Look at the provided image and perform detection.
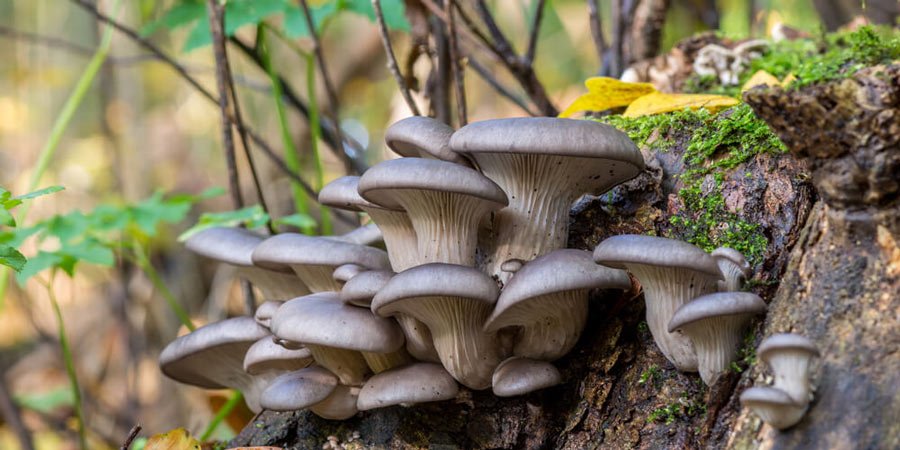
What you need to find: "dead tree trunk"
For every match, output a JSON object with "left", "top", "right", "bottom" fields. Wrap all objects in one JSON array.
[{"left": 229, "top": 66, "right": 898, "bottom": 450}]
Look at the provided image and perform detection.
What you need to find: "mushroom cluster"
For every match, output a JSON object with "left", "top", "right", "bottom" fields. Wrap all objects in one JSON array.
[
  {"left": 159, "top": 116, "right": 770, "bottom": 419},
  {"left": 740, "top": 333, "right": 820, "bottom": 430}
]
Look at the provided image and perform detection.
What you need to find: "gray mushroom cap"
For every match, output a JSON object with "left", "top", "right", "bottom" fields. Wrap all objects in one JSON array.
[
  {"left": 243, "top": 337, "right": 313, "bottom": 375},
  {"left": 259, "top": 366, "right": 338, "bottom": 411},
  {"left": 711, "top": 246, "right": 751, "bottom": 291},
  {"left": 492, "top": 357, "right": 562, "bottom": 397},
  {"left": 668, "top": 292, "right": 767, "bottom": 385},
  {"left": 333, "top": 263, "right": 366, "bottom": 284},
  {"left": 254, "top": 300, "right": 283, "bottom": 330},
  {"left": 251, "top": 233, "right": 390, "bottom": 273},
  {"left": 593, "top": 234, "right": 722, "bottom": 277},
  {"left": 358, "top": 158, "right": 507, "bottom": 212},
  {"left": 335, "top": 223, "right": 384, "bottom": 246},
  {"left": 372, "top": 263, "right": 500, "bottom": 310},
  {"left": 271, "top": 292, "right": 405, "bottom": 353},
  {"left": 319, "top": 176, "right": 396, "bottom": 213},
  {"left": 758, "top": 333, "right": 820, "bottom": 360},
  {"left": 184, "top": 226, "right": 265, "bottom": 268},
  {"left": 357, "top": 363, "right": 459, "bottom": 410},
  {"left": 385, "top": 116, "right": 470, "bottom": 166},
  {"left": 739, "top": 386, "right": 808, "bottom": 430},
  {"left": 757, "top": 333, "right": 820, "bottom": 402},
  {"left": 340, "top": 270, "right": 394, "bottom": 307}
]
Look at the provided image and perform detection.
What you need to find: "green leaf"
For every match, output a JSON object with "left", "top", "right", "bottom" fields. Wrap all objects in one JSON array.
[
  {"left": 62, "top": 240, "right": 115, "bottom": 268},
  {"left": 183, "top": 17, "right": 213, "bottom": 52},
  {"left": 140, "top": 1, "right": 206, "bottom": 36},
  {"left": 0, "top": 208, "right": 15, "bottom": 227},
  {"left": 283, "top": 2, "right": 339, "bottom": 38},
  {"left": 0, "top": 245, "right": 26, "bottom": 272},
  {"left": 274, "top": 213, "right": 316, "bottom": 231},
  {"left": 225, "top": 0, "right": 288, "bottom": 35},
  {"left": 15, "top": 387, "right": 75, "bottom": 414},
  {"left": 178, "top": 205, "right": 270, "bottom": 242},
  {"left": 16, "top": 252, "right": 63, "bottom": 284},
  {"left": 130, "top": 192, "right": 193, "bottom": 236},
  {"left": 346, "top": 0, "right": 409, "bottom": 31},
  {"left": 13, "top": 185, "right": 65, "bottom": 201},
  {"left": 44, "top": 212, "right": 91, "bottom": 243}
]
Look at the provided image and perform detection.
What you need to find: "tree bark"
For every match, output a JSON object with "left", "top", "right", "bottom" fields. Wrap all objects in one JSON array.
[{"left": 229, "top": 66, "right": 898, "bottom": 450}]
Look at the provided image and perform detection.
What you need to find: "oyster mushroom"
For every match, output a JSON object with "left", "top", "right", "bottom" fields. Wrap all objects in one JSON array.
[
  {"left": 159, "top": 317, "right": 269, "bottom": 412},
  {"left": 594, "top": 235, "right": 723, "bottom": 371},
  {"left": 384, "top": 116, "right": 471, "bottom": 166},
  {"left": 334, "top": 223, "right": 383, "bottom": 246},
  {"left": 484, "top": 249, "right": 631, "bottom": 361},
  {"left": 243, "top": 336, "right": 313, "bottom": 375},
  {"left": 491, "top": 357, "right": 562, "bottom": 397},
  {"left": 254, "top": 300, "right": 283, "bottom": 330},
  {"left": 357, "top": 362, "right": 459, "bottom": 410},
  {"left": 668, "top": 292, "right": 767, "bottom": 385},
  {"left": 358, "top": 158, "right": 508, "bottom": 266},
  {"left": 711, "top": 247, "right": 751, "bottom": 292},
  {"left": 184, "top": 227, "right": 310, "bottom": 300},
  {"left": 450, "top": 117, "right": 644, "bottom": 283},
  {"left": 270, "top": 292, "right": 409, "bottom": 385},
  {"left": 372, "top": 263, "right": 504, "bottom": 390},
  {"left": 739, "top": 386, "right": 808, "bottom": 430},
  {"left": 259, "top": 365, "right": 337, "bottom": 412},
  {"left": 251, "top": 233, "right": 390, "bottom": 292},
  {"left": 332, "top": 263, "right": 366, "bottom": 286},
  {"left": 757, "top": 333, "right": 820, "bottom": 403}
]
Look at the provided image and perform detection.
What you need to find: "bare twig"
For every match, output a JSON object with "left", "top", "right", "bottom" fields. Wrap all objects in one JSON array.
[
  {"left": 206, "top": 0, "right": 244, "bottom": 210},
  {"left": 445, "top": 0, "right": 467, "bottom": 126},
  {"left": 372, "top": 0, "right": 421, "bottom": 115},
  {"left": 467, "top": 58, "right": 538, "bottom": 115},
  {"left": 586, "top": 0, "right": 609, "bottom": 73},
  {"left": 524, "top": 0, "right": 546, "bottom": 65},
  {"left": 0, "top": 378, "right": 34, "bottom": 450},
  {"left": 120, "top": 425, "right": 141, "bottom": 450}
]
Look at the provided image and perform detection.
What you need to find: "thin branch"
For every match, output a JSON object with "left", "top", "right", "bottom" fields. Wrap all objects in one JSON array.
[
  {"left": 586, "top": 0, "right": 609, "bottom": 74},
  {"left": 474, "top": 0, "right": 518, "bottom": 63},
  {"left": 430, "top": 6, "right": 452, "bottom": 123},
  {"left": 206, "top": 0, "right": 244, "bottom": 210},
  {"left": 524, "top": 0, "right": 546, "bottom": 65},
  {"left": 120, "top": 425, "right": 141, "bottom": 450},
  {"left": 445, "top": 0, "right": 467, "bottom": 126},
  {"left": 372, "top": 0, "right": 421, "bottom": 115},
  {"left": 0, "top": 379, "right": 34, "bottom": 450},
  {"left": 296, "top": 0, "right": 358, "bottom": 175},
  {"left": 468, "top": 58, "right": 538, "bottom": 115}
]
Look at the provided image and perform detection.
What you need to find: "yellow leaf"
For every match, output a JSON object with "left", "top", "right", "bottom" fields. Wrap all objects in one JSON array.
[
  {"left": 622, "top": 92, "right": 740, "bottom": 118},
  {"left": 559, "top": 77, "right": 656, "bottom": 118},
  {"left": 741, "top": 70, "right": 782, "bottom": 92},
  {"left": 144, "top": 428, "right": 201, "bottom": 450},
  {"left": 781, "top": 73, "right": 797, "bottom": 87}
]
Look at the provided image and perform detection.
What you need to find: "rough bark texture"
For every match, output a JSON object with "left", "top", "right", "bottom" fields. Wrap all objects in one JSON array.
[{"left": 229, "top": 67, "right": 898, "bottom": 450}]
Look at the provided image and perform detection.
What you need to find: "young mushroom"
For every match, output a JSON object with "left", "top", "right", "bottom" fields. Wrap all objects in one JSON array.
[
  {"left": 243, "top": 337, "right": 313, "bottom": 375},
  {"left": 450, "top": 117, "right": 644, "bottom": 283},
  {"left": 384, "top": 116, "right": 471, "bottom": 166},
  {"left": 711, "top": 247, "right": 751, "bottom": 291},
  {"left": 757, "top": 333, "right": 820, "bottom": 403},
  {"left": 491, "top": 357, "right": 562, "bottom": 397},
  {"left": 739, "top": 386, "right": 808, "bottom": 430},
  {"left": 484, "top": 249, "right": 632, "bottom": 361},
  {"left": 269, "top": 292, "right": 409, "bottom": 385},
  {"left": 254, "top": 300, "right": 283, "bottom": 330},
  {"left": 357, "top": 362, "right": 459, "bottom": 411},
  {"left": 668, "top": 292, "right": 767, "bottom": 385},
  {"left": 372, "top": 263, "right": 505, "bottom": 390},
  {"left": 358, "top": 158, "right": 508, "bottom": 266},
  {"left": 332, "top": 263, "right": 366, "bottom": 286},
  {"left": 594, "top": 235, "right": 723, "bottom": 371},
  {"left": 184, "top": 227, "right": 310, "bottom": 300},
  {"left": 260, "top": 365, "right": 360, "bottom": 419},
  {"left": 251, "top": 233, "right": 390, "bottom": 292},
  {"left": 159, "top": 317, "right": 270, "bottom": 412}
]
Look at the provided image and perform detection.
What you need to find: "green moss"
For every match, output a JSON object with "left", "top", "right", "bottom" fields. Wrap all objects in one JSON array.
[
  {"left": 647, "top": 392, "right": 706, "bottom": 425},
  {"left": 638, "top": 364, "right": 662, "bottom": 386},
  {"left": 597, "top": 109, "right": 708, "bottom": 151}
]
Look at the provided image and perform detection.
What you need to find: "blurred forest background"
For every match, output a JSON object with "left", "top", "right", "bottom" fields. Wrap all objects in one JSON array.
[{"left": 0, "top": 0, "right": 895, "bottom": 449}]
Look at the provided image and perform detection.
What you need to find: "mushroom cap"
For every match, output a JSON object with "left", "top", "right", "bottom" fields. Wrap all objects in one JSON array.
[
  {"left": 251, "top": 233, "right": 390, "bottom": 272},
  {"left": 667, "top": 292, "right": 767, "bottom": 332},
  {"left": 711, "top": 247, "right": 751, "bottom": 274},
  {"left": 340, "top": 270, "right": 394, "bottom": 307},
  {"left": 593, "top": 234, "right": 722, "bottom": 278},
  {"left": 159, "top": 317, "right": 267, "bottom": 389},
  {"left": 492, "top": 357, "right": 562, "bottom": 397},
  {"left": 335, "top": 223, "right": 384, "bottom": 247},
  {"left": 485, "top": 249, "right": 631, "bottom": 332},
  {"left": 309, "top": 385, "right": 360, "bottom": 420},
  {"left": 243, "top": 337, "right": 313, "bottom": 375},
  {"left": 500, "top": 259, "right": 526, "bottom": 274},
  {"left": 270, "top": 292, "right": 405, "bottom": 353},
  {"left": 357, "top": 363, "right": 459, "bottom": 410},
  {"left": 739, "top": 386, "right": 808, "bottom": 430},
  {"left": 254, "top": 301, "right": 283, "bottom": 329},
  {"left": 385, "top": 116, "right": 469, "bottom": 165},
  {"left": 333, "top": 264, "right": 366, "bottom": 284},
  {"left": 371, "top": 263, "right": 499, "bottom": 317},
  {"left": 757, "top": 333, "right": 820, "bottom": 362},
  {"left": 184, "top": 227, "right": 266, "bottom": 268},
  {"left": 259, "top": 366, "right": 338, "bottom": 411},
  {"left": 357, "top": 158, "right": 508, "bottom": 211},
  {"left": 319, "top": 176, "right": 395, "bottom": 212},
  {"left": 449, "top": 117, "right": 643, "bottom": 164}
]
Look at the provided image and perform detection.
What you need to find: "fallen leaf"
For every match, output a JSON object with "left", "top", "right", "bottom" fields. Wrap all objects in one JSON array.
[
  {"left": 559, "top": 77, "right": 657, "bottom": 118},
  {"left": 622, "top": 92, "right": 739, "bottom": 118},
  {"left": 144, "top": 428, "right": 201, "bottom": 450},
  {"left": 741, "top": 70, "right": 782, "bottom": 92},
  {"left": 781, "top": 73, "right": 797, "bottom": 86}
]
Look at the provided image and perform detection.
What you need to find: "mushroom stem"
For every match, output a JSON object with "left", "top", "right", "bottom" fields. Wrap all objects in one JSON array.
[
  {"left": 362, "top": 348, "right": 413, "bottom": 374},
  {"left": 306, "top": 345, "right": 370, "bottom": 386},
  {"left": 237, "top": 267, "right": 309, "bottom": 300},
  {"left": 289, "top": 264, "right": 342, "bottom": 293},
  {"left": 310, "top": 385, "right": 360, "bottom": 420},
  {"left": 401, "top": 191, "right": 490, "bottom": 266},
  {"left": 681, "top": 316, "right": 745, "bottom": 385},
  {"left": 364, "top": 208, "right": 419, "bottom": 272},
  {"left": 395, "top": 314, "right": 440, "bottom": 362},
  {"left": 629, "top": 265, "right": 718, "bottom": 371},
  {"left": 512, "top": 291, "right": 588, "bottom": 361}
]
